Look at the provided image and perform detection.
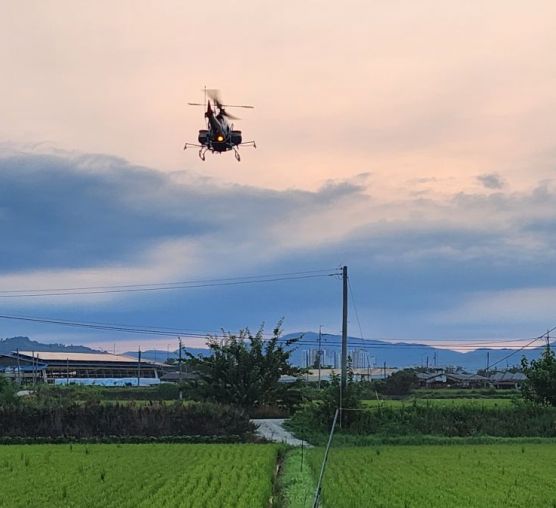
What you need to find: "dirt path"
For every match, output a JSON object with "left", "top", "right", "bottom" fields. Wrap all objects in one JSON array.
[{"left": 251, "top": 418, "right": 311, "bottom": 447}]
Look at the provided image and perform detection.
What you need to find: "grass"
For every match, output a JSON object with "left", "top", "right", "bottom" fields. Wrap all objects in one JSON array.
[
  {"left": 362, "top": 398, "right": 515, "bottom": 408},
  {"left": 277, "top": 448, "right": 316, "bottom": 508},
  {"left": 0, "top": 443, "right": 279, "bottom": 507},
  {"left": 308, "top": 443, "right": 556, "bottom": 507}
]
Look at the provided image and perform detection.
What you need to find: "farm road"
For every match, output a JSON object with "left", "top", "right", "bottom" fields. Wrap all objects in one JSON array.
[{"left": 251, "top": 419, "right": 311, "bottom": 447}]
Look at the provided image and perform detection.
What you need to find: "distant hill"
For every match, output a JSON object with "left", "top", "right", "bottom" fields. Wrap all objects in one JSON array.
[
  {"left": 1, "top": 334, "right": 544, "bottom": 372},
  {"left": 0, "top": 336, "right": 99, "bottom": 354},
  {"left": 281, "top": 332, "right": 545, "bottom": 371}
]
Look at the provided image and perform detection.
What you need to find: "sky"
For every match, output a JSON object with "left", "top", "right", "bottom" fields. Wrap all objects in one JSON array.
[{"left": 1, "top": 1, "right": 556, "bottom": 353}]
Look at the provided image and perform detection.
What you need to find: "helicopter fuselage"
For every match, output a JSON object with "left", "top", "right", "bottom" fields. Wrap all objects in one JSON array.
[
  {"left": 184, "top": 94, "right": 255, "bottom": 161},
  {"left": 198, "top": 102, "right": 242, "bottom": 152}
]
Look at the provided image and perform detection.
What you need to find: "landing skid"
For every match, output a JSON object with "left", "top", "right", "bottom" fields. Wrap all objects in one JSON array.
[
  {"left": 184, "top": 140, "right": 256, "bottom": 162},
  {"left": 184, "top": 142, "right": 207, "bottom": 161}
]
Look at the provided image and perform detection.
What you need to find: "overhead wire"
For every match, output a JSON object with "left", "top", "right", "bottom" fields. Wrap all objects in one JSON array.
[
  {"left": 347, "top": 276, "right": 365, "bottom": 343},
  {"left": 0, "top": 313, "right": 549, "bottom": 350},
  {"left": 485, "top": 325, "right": 556, "bottom": 370},
  {"left": 0, "top": 268, "right": 338, "bottom": 294},
  {"left": 0, "top": 271, "right": 339, "bottom": 298}
]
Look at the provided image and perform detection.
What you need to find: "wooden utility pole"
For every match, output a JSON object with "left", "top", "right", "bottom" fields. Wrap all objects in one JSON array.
[
  {"left": 137, "top": 347, "right": 141, "bottom": 386},
  {"left": 318, "top": 325, "right": 322, "bottom": 390},
  {"left": 340, "top": 265, "right": 348, "bottom": 422},
  {"left": 16, "top": 348, "right": 21, "bottom": 384},
  {"left": 178, "top": 337, "right": 183, "bottom": 400}
]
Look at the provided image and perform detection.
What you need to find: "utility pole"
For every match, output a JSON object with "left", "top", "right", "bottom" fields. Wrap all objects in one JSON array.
[
  {"left": 178, "top": 337, "right": 183, "bottom": 377},
  {"left": 137, "top": 347, "right": 141, "bottom": 386},
  {"left": 66, "top": 357, "right": 69, "bottom": 385},
  {"left": 486, "top": 351, "right": 490, "bottom": 374},
  {"left": 340, "top": 265, "right": 348, "bottom": 423},
  {"left": 318, "top": 325, "right": 322, "bottom": 389},
  {"left": 178, "top": 337, "right": 183, "bottom": 400},
  {"left": 16, "top": 348, "right": 21, "bottom": 384}
]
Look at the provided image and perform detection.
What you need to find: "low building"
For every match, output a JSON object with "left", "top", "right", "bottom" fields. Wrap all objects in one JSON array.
[
  {"left": 1, "top": 351, "right": 164, "bottom": 385},
  {"left": 416, "top": 371, "right": 447, "bottom": 388},
  {"left": 0, "top": 353, "right": 47, "bottom": 382},
  {"left": 489, "top": 371, "right": 527, "bottom": 389},
  {"left": 445, "top": 372, "right": 489, "bottom": 388}
]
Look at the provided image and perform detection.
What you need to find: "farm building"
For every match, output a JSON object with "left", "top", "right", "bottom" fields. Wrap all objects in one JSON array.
[
  {"left": 489, "top": 371, "right": 527, "bottom": 389},
  {"left": 416, "top": 371, "right": 447, "bottom": 388},
  {"left": 0, "top": 353, "right": 47, "bottom": 382},
  {"left": 0, "top": 351, "right": 165, "bottom": 386},
  {"left": 415, "top": 369, "right": 490, "bottom": 388}
]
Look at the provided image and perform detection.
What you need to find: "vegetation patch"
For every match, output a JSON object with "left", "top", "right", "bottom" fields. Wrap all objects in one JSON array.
[
  {"left": 276, "top": 448, "right": 316, "bottom": 508},
  {"left": 308, "top": 443, "right": 556, "bottom": 507},
  {"left": 290, "top": 403, "right": 556, "bottom": 439},
  {"left": 0, "top": 443, "right": 279, "bottom": 507},
  {"left": 0, "top": 401, "right": 253, "bottom": 439}
]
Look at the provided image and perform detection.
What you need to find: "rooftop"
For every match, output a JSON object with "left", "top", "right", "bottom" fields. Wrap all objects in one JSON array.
[{"left": 15, "top": 351, "right": 140, "bottom": 363}]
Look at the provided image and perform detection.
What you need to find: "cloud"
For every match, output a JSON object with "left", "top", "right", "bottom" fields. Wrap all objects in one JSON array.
[
  {"left": 2, "top": 148, "right": 556, "bottom": 343},
  {"left": 0, "top": 149, "right": 365, "bottom": 281},
  {"left": 477, "top": 173, "right": 505, "bottom": 189}
]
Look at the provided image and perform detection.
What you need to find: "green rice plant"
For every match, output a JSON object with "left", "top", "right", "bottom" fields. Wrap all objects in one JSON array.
[
  {"left": 0, "top": 443, "right": 279, "bottom": 507},
  {"left": 308, "top": 443, "right": 556, "bottom": 507}
]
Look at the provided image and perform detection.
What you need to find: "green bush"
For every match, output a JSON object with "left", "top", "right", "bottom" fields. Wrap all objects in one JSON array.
[
  {"left": 0, "top": 401, "right": 253, "bottom": 438},
  {"left": 290, "top": 404, "right": 556, "bottom": 438}
]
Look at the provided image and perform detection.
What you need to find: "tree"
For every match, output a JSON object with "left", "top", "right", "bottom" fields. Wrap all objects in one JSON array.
[
  {"left": 185, "top": 323, "right": 303, "bottom": 410},
  {"left": 0, "top": 376, "right": 17, "bottom": 405},
  {"left": 376, "top": 369, "right": 417, "bottom": 396},
  {"left": 521, "top": 346, "right": 556, "bottom": 406}
]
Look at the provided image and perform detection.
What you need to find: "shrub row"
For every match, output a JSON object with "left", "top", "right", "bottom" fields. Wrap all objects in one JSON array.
[
  {"left": 292, "top": 403, "right": 556, "bottom": 438},
  {"left": 0, "top": 401, "right": 253, "bottom": 438},
  {"left": 0, "top": 434, "right": 244, "bottom": 445},
  {"left": 36, "top": 383, "right": 180, "bottom": 401}
]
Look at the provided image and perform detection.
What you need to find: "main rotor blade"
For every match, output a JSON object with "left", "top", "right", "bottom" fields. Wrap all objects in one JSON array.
[
  {"left": 221, "top": 104, "right": 254, "bottom": 109},
  {"left": 187, "top": 102, "right": 205, "bottom": 106},
  {"left": 220, "top": 110, "right": 240, "bottom": 120},
  {"left": 206, "top": 89, "right": 223, "bottom": 104}
]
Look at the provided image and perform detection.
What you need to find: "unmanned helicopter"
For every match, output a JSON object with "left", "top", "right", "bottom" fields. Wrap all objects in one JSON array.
[{"left": 183, "top": 88, "right": 256, "bottom": 162}]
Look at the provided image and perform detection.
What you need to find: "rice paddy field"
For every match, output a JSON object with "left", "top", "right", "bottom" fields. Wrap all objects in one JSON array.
[
  {"left": 308, "top": 443, "right": 556, "bottom": 507},
  {"left": 362, "top": 398, "right": 514, "bottom": 408},
  {"left": 0, "top": 443, "right": 279, "bottom": 508}
]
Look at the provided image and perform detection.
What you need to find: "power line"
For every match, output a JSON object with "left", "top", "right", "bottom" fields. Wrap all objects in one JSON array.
[
  {"left": 293, "top": 340, "right": 545, "bottom": 350},
  {"left": 0, "top": 268, "right": 338, "bottom": 294},
  {"left": 0, "top": 272, "right": 339, "bottom": 298},
  {"left": 347, "top": 276, "right": 365, "bottom": 344},
  {"left": 0, "top": 314, "right": 221, "bottom": 338},
  {"left": 0, "top": 311, "right": 547, "bottom": 350},
  {"left": 0, "top": 313, "right": 306, "bottom": 342},
  {"left": 486, "top": 325, "right": 556, "bottom": 370}
]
